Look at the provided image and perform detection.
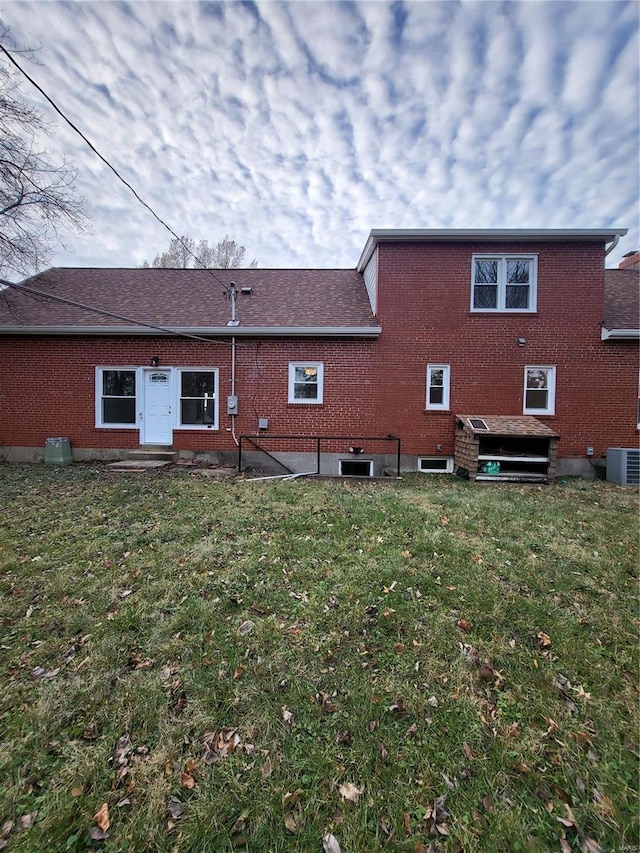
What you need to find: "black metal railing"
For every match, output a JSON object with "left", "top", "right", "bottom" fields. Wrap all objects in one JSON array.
[{"left": 238, "top": 434, "right": 402, "bottom": 478}]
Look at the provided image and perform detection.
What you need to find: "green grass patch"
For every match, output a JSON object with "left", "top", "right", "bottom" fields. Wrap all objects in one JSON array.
[{"left": 0, "top": 465, "right": 637, "bottom": 852}]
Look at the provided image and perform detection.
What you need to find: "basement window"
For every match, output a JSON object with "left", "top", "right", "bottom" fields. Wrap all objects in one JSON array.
[
  {"left": 418, "top": 457, "right": 454, "bottom": 473},
  {"left": 339, "top": 459, "right": 374, "bottom": 477}
]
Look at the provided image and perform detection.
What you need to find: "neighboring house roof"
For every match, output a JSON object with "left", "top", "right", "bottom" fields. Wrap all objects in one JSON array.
[
  {"left": 455, "top": 415, "right": 560, "bottom": 438},
  {"left": 357, "top": 227, "right": 628, "bottom": 271},
  {"left": 602, "top": 267, "right": 640, "bottom": 340},
  {"left": 0, "top": 267, "right": 381, "bottom": 337}
]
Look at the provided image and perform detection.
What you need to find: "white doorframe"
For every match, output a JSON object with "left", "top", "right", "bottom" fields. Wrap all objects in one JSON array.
[{"left": 141, "top": 368, "right": 173, "bottom": 445}]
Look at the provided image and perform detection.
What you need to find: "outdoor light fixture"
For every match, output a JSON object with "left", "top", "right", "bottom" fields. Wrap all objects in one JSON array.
[
  {"left": 150, "top": 355, "right": 160, "bottom": 366},
  {"left": 349, "top": 446, "right": 363, "bottom": 454},
  {"left": 518, "top": 337, "right": 526, "bottom": 347}
]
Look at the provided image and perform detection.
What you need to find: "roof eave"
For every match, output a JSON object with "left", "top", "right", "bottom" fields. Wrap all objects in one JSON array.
[
  {"left": 357, "top": 228, "right": 629, "bottom": 271},
  {"left": 600, "top": 327, "right": 640, "bottom": 341},
  {"left": 0, "top": 324, "right": 382, "bottom": 338}
]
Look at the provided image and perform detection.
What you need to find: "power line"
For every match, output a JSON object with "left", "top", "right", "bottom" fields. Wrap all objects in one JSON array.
[
  {"left": 0, "top": 278, "right": 232, "bottom": 345},
  {"left": 0, "top": 42, "right": 233, "bottom": 295}
]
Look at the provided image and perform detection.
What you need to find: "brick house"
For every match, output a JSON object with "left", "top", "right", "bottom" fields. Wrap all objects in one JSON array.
[{"left": 0, "top": 229, "right": 637, "bottom": 478}]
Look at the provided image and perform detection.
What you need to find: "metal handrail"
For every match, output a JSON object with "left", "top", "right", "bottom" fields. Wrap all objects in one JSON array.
[{"left": 238, "top": 434, "right": 401, "bottom": 478}]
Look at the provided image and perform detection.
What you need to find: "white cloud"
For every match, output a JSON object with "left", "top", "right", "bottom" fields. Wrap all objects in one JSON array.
[{"left": 0, "top": 0, "right": 637, "bottom": 273}]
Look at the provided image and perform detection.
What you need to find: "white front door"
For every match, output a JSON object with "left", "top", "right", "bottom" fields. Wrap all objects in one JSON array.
[{"left": 141, "top": 369, "right": 173, "bottom": 445}]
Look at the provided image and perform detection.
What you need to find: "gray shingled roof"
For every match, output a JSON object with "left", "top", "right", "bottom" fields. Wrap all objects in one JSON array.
[
  {"left": 0, "top": 267, "right": 379, "bottom": 335},
  {"left": 603, "top": 268, "right": 640, "bottom": 331}
]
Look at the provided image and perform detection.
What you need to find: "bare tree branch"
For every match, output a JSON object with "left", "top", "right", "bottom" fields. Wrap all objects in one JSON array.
[{"left": 0, "top": 32, "right": 87, "bottom": 277}]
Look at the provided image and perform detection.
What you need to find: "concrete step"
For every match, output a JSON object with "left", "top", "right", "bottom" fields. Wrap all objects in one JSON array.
[
  {"left": 107, "top": 459, "right": 174, "bottom": 471},
  {"left": 127, "top": 447, "right": 178, "bottom": 462}
]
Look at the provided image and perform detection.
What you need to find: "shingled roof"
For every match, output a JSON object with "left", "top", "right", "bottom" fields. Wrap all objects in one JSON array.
[
  {"left": 0, "top": 267, "right": 380, "bottom": 337},
  {"left": 455, "top": 415, "right": 560, "bottom": 438},
  {"left": 602, "top": 267, "right": 640, "bottom": 339}
]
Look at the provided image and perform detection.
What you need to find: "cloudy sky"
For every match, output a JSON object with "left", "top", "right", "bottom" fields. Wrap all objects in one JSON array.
[{"left": 1, "top": 0, "right": 638, "bottom": 274}]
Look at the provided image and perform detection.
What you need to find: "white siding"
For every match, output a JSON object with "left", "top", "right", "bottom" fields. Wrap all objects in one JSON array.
[{"left": 363, "top": 249, "right": 378, "bottom": 315}]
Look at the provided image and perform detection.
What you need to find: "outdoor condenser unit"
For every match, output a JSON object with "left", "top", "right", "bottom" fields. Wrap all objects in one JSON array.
[{"left": 606, "top": 448, "right": 640, "bottom": 485}]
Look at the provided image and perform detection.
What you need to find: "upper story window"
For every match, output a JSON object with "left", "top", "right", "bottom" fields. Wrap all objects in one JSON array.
[
  {"left": 426, "top": 364, "right": 450, "bottom": 410},
  {"left": 523, "top": 366, "right": 555, "bottom": 415},
  {"left": 472, "top": 255, "right": 537, "bottom": 312},
  {"left": 288, "top": 362, "right": 324, "bottom": 404}
]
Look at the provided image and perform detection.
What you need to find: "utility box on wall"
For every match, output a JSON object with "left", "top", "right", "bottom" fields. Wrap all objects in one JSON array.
[{"left": 44, "top": 437, "right": 73, "bottom": 466}]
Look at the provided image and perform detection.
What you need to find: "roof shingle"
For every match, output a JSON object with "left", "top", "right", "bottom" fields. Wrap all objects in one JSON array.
[{"left": 0, "top": 267, "right": 378, "bottom": 333}]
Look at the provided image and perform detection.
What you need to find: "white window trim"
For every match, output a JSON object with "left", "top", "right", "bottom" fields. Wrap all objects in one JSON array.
[
  {"left": 288, "top": 362, "right": 324, "bottom": 404},
  {"left": 95, "top": 367, "right": 139, "bottom": 429},
  {"left": 426, "top": 364, "right": 451, "bottom": 411},
  {"left": 418, "top": 456, "right": 454, "bottom": 473},
  {"left": 523, "top": 365, "right": 556, "bottom": 415},
  {"left": 471, "top": 254, "right": 538, "bottom": 313},
  {"left": 176, "top": 367, "right": 219, "bottom": 430},
  {"left": 96, "top": 366, "right": 219, "bottom": 431},
  {"left": 339, "top": 458, "right": 374, "bottom": 477}
]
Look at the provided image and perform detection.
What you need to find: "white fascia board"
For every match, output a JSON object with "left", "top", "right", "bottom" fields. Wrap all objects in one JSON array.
[
  {"left": 601, "top": 327, "right": 640, "bottom": 340},
  {"left": 0, "top": 324, "right": 382, "bottom": 338},
  {"left": 357, "top": 228, "right": 629, "bottom": 271}
]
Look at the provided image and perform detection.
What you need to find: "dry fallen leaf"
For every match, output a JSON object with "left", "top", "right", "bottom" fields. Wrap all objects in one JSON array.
[
  {"left": 339, "top": 782, "right": 362, "bottom": 803},
  {"left": 463, "top": 742, "right": 474, "bottom": 760},
  {"left": 202, "top": 728, "right": 243, "bottom": 763},
  {"left": 71, "top": 786, "right": 83, "bottom": 798},
  {"left": 94, "top": 802, "right": 110, "bottom": 832},
  {"left": 180, "top": 772, "right": 195, "bottom": 790},
  {"left": 536, "top": 631, "right": 551, "bottom": 647},
  {"left": 283, "top": 813, "right": 297, "bottom": 833},
  {"left": 322, "top": 832, "right": 342, "bottom": 853},
  {"left": 166, "top": 797, "right": 186, "bottom": 820},
  {"left": 282, "top": 706, "right": 295, "bottom": 726},
  {"left": 457, "top": 619, "right": 472, "bottom": 632}
]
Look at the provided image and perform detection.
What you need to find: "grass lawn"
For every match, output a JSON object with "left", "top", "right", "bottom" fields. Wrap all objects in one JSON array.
[{"left": 0, "top": 465, "right": 637, "bottom": 853}]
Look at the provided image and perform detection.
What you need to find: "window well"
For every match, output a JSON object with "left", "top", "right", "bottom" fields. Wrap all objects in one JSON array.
[{"left": 339, "top": 459, "right": 373, "bottom": 477}]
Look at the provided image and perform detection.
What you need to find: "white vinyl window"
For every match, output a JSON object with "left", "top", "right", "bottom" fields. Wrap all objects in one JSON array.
[
  {"left": 288, "top": 362, "right": 324, "bottom": 404},
  {"left": 418, "top": 457, "right": 454, "bottom": 473},
  {"left": 96, "top": 368, "right": 137, "bottom": 428},
  {"left": 178, "top": 369, "right": 218, "bottom": 429},
  {"left": 426, "top": 364, "right": 450, "bottom": 410},
  {"left": 472, "top": 255, "right": 537, "bottom": 312},
  {"left": 524, "top": 366, "right": 556, "bottom": 415}
]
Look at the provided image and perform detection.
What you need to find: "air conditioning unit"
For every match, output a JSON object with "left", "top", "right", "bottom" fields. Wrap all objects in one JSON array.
[{"left": 606, "top": 448, "right": 640, "bottom": 485}]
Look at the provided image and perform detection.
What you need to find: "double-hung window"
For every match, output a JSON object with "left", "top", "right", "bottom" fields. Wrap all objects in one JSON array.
[
  {"left": 426, "top": 364, "right": 450, "bottom": 410},
  {"left": 178, "top": 369, "right": 218, "bottom": 428},
  {"left": 288, "top": 362, "right": 324, "bottom": 404},
  {"left": 523, "top": 366, "right": 555, "bottom": 415},
  {"left": 97, "top": 368, "right": 137, "bottom": 427},
  {"left": 472, "top": 255, "right": 537, "bottom": 312}
]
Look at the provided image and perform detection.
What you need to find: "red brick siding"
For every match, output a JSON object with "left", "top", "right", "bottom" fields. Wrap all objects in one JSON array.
[
  {"left": 1, "top": 240, "right": 638, "bottom": 459},
  {"left": 371, "top": 241, "right": 638, "bottom": 457}
]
